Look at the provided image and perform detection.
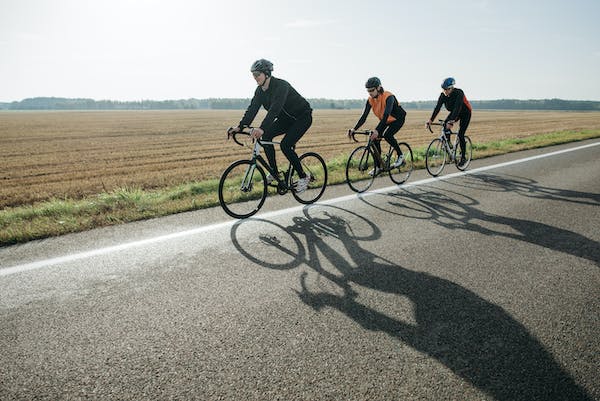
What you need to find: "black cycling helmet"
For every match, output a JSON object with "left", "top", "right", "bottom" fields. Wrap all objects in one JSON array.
[
  {"left": 441, "top": 77, "right": 455, "bottom": 89},
  {"left": 365, "top": 77, "right": 381, "bottom": 88},
  {"left": 251, "top": 59, "right": 274, "bottom": 76}
]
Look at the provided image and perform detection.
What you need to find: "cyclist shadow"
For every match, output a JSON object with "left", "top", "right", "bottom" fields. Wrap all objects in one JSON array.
[
  {"left": 370, "top": 174, "right": 600, "bottom": 266},
  {"left": 230, "top": 206, "right": 593, "bottom": 400},
  {"left": 453, "top": 172, "right": 600, "bottom": 207}
]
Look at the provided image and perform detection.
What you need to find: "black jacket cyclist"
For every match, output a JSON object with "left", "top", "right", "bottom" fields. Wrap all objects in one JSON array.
[
  {"left": 230, "top": 59, "right": 312, "bottom": 193},
  {"left": 349, "top": 77, "right": 407, "bottom": 174},
  {"left": 427, "top": 77, "right": 472, "bottom": 167}
]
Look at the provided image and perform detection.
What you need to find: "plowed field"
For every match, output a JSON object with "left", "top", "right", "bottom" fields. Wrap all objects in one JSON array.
[{"left": 2, "top": 109, "right": 600, "bottom": 208}]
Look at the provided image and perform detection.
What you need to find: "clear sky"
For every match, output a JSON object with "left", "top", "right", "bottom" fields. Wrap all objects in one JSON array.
[{"left": 1, "top": 0, "right": 599, "bottom": 102}]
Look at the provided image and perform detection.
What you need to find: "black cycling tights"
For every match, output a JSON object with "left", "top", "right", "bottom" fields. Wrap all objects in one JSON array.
[
  {"left": 451, "top": 112, "right": 471, "bottom": 157},
  {"left": 373, "top": 117, "right": 405, "bottom": 163},
  {"left": 261, "top": 112, "right": 312, "bottom": 179}
]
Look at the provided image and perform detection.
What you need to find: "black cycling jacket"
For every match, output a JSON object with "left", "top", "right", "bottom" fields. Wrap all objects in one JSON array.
[
  {"left": 239, "top": 77, "right": 312, "bottom": 131},
  {"left": 430, "top": 88, "right": 472, "bottom": 122}
]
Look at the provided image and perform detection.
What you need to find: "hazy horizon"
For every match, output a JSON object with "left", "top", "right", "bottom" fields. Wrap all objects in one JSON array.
[{"left": 3, "top": 96, "right": 600, "bottom": 104}]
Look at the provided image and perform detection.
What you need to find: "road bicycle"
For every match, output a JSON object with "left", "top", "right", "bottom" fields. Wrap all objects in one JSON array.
[
  {"left": 425, "top": 120, "right": 473, "bottom": 177},
  {"left": 218, "top": 127, "right": 328, "bottom": 219},
  {"left": 345, "top": 129, "right": 414, "bottom": 193}
]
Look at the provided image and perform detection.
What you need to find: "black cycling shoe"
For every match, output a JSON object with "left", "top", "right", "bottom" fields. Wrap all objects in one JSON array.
[{"left": 458, "top": 158, "right": 467, "bottom": 168}]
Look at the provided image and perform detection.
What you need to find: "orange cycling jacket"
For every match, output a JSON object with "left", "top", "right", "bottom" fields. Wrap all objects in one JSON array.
[{"left": 354, "top": 91, "right": 406, "bottom": 133}]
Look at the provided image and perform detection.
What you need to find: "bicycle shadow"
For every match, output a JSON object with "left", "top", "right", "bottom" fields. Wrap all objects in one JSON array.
[
  {"left": 375, "top": 173, "right": 600, "bottom": 266},
  {"left": 453, "top": 172, "right": 600, "bottom": 207},
  {"left": 230, "top": 206, "right": 593, "bottom": 400}
]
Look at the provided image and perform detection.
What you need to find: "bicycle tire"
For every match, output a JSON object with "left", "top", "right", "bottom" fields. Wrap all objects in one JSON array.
[
  {"left": 291, "top": 152, "right": 328, "bottom": 204},
  {"left": 425, "top": 138, "right": 446, "bottom": 177},
  {"left": 389, "top": 142, "right": 414, "bottom": 185},
  {"left": 455, "top": 135, "right": 473, "bottom": 171},
  {"left": 346, "top": 146, "right": 376, "bottom": 193},
  {"left": 218, "top": 160, "right": 267, "bottom": 219}
]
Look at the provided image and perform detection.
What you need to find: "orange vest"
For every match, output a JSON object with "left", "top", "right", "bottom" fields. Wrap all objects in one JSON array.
[{"left": 368, "top": 91, "right": 397, "bottom": 123}]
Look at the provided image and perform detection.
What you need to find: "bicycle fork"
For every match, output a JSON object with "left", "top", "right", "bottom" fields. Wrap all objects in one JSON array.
[
  {"left": 362, "top": 142, "right": 384, "bottom": 171},
  {"left": 359, "top": 150, "right": 371, "bottom": 172},
  {"left": 238, "top": 142, "right": 266, "bottom": 192},
  {"left": 240, "top": 164, "right": 256, "bottom": 192}
]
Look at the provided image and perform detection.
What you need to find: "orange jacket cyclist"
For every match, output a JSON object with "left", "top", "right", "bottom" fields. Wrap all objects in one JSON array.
[
  {"left": 349, "top": 77, "right": 407, "bottom": 175},
  {"left": 229, "top": 59, "right": 312, "bottom": 193},
  {"left": 427, "top": 77, "right": 472, "bottom": 167}
]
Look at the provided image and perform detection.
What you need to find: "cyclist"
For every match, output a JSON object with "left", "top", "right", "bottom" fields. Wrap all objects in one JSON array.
[
  {"left": 349, "top": 77, "right": 407, "bottom": 176},
  {"left": 229, "top": 59, "right": 313, "bottom": 193},
  {"left": 427, "top": 77, "right": 472, "bottom": 167}
]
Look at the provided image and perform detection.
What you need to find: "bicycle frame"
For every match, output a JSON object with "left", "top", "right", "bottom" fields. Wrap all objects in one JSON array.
[
  {"left": 221, "top": 127, "right": 327, "bottom": 218},
  {"left": 427, "top": 121, "right": 458, "bottom": 160},
  {"left": 231, "top": 131, "right": 295, "bottom": 194},
  {"left": 349, "top": 130, "right": 393, "bottom": 169},
  {"left": 424, "top": 119, "right": 473, "bottom": 177},
  {"left": 345, "top": 129, "right": 414, "bottom": 193}
]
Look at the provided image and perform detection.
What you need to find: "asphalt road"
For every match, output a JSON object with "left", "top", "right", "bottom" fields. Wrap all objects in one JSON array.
[{"left": 1, "top": 140, "right": 599, "bottom": 400}]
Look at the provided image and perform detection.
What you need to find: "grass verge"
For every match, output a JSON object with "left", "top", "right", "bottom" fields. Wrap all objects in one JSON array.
[{"left": 2, "top": 129, "right": 599, "bottom": 246}]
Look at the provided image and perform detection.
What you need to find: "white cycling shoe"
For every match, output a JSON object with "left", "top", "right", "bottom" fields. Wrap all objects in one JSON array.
[{"left": 295, "top": 174, "right": 311, "bottom": 193}]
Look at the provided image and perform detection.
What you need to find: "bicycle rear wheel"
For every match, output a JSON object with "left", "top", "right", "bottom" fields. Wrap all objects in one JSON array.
[
  {"left": 291, "top": 152, "right": 327, "bottom": 204},
  {"left": 455, "top": 135, "right": 473, "bottom": 171},
  {"left": 425, "top": 138, "right": 446, "bottom": 177},
  {"left": 346, "top": 146, "right": 376, "bottom": 193},
  {"left": 389, "top": 142, "right": 413, "bottom": 185},
  {"left": 218, "top": 160, "right": 267, "bottom": 219}
]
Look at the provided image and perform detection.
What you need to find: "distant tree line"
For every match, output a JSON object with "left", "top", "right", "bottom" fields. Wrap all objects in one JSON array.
[
  {"left": 403, "top": 99, "right": 600, "bottom": 111},
  {"left": 1, "top": 97, "right": 599, "bottom": 111}
]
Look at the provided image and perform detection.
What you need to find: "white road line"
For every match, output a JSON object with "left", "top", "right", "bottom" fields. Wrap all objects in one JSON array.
[{"left": 2, "top": 141, "right": 599, "bottom": 277}]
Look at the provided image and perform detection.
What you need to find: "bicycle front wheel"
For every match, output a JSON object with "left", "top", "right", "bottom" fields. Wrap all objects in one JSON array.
[
  {"left": 455, "top": 135, "right": 473, "bottom": 171},
  {"left": 218, "top": 160, "right": 267, "bottom": 219},
  {"left": 389, "top": 142, "right": 414, "bottom": 185},
  {"left": 292, "top": 152, "right": 327, "bottom": 204},
  {"left": 426, "top": 138, "right": 446, "bottom": 177},
  {"left": 346, "top": 146, "right": 376, "bottom": 193}
]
